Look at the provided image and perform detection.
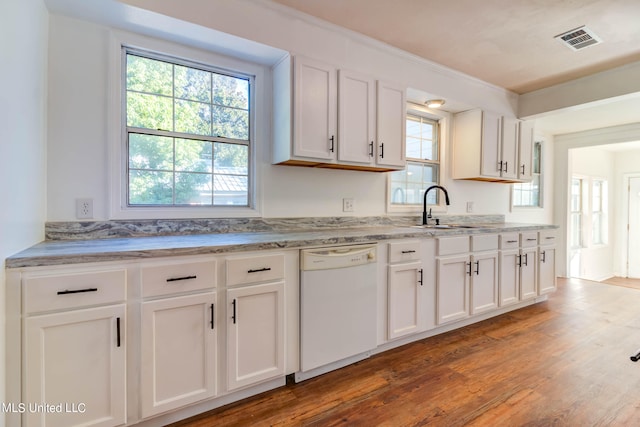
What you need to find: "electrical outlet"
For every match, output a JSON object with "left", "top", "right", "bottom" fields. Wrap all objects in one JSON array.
[
  {"left": 466, "top": 201, "right": 474, "bottom": 213},
  {"left": 343, "top": 198, "right": 355, "bottom": 212},
  {"left": 76, "top": 198, "right": 94, "bottom": 219}
]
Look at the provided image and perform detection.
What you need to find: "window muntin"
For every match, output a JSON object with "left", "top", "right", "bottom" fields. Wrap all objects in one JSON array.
[
  {"left": 513, "top": 141, "right": 542, "bottom": 208},
  {"left": 391, "top": 114, "right": 440, "bottom": 206},
  {"left": 124, "top": 50, "right": 251, "bottom": 207},
  {"left": 570, "top": 177, "right": 584, "bottom": 249},
  {"left": 591, "top": 179, "right": 608, "bottom": 245}
]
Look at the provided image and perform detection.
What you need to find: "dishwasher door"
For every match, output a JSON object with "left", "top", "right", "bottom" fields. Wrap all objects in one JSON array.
[{"left": 299, "top": 244, "right": 377, "bottom": 378}]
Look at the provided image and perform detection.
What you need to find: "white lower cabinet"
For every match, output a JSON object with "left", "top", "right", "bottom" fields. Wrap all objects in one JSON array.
[
  {"left": 538, "top": 230, "right": 557, "bottom": 295},
  {"left": 23, "top": 269, "right": 127, "bottom": 427},
  {"left": 499, "top": 233, "right": 538, "bottom": 306},
  {"left": 470, "top": 251, "right": 499, "bottom": 315},
  {"left": 227, "top": 281, "right": 285, "bottom": 390},
  {"left": 140, "top": 292, "right": 217, "bottom": 418},
  {"left": 437, "top": 253, "right": 470, "bottom": 324},
  {"left": 436, "top": 235, "right": 499, "bottom": 325},
  {"left": 387, "top": 241, "right": 424, "bottom": 339}
]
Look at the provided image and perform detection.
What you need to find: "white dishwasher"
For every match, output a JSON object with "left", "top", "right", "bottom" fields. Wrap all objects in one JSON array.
[{"left": 296, "top": 244, "right": 377, "bottom": 382}]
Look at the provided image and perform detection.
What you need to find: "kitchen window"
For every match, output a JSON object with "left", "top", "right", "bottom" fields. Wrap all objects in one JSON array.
[
  {"left": 513, "top": 141, "right": 542, "bottom": 207},
  {"left": 124, "top": 48, "right": 252, "bottom": 207},
  {"left": 389, "top": 114, "right": 441, "bottom": 207},
  {"left": 570, "top": 177, "right": 584, "bottom": 249}
]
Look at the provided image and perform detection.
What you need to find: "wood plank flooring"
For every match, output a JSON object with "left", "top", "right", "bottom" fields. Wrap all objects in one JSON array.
[{"left": 170, "top": 278, "right": 640, "bottom": 426}]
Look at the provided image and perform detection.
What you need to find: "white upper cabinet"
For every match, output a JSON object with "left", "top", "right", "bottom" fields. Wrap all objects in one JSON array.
[
  {"left": 453, "top": 109, "right": 531, "bottom": 183},
  {"left": 273, "top": 55, "right": 406, "bottom": 171},
  {"left": 292, "top": 56, "right": 337, "bottom": 161},
  {"left": 518, "top": 120, "right": 535, "bottom": 181},
  {"left": 376, "top": 80, "right": 406, "bottom": 168},
  {"left": 338, "top": 69, "right": 376, "bottom": 164}
]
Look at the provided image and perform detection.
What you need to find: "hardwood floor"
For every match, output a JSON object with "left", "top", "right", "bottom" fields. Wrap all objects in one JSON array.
[
  {"left": 170, "top": 278, "right": 640, "bottom": 426},
  {"left": 600, "top": 276, "right": 640, "bottom": 291}
]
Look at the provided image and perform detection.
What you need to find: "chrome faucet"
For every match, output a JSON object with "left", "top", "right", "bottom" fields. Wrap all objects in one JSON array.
[{"left": 422, "top": 185, "right": 451, "bottom": 225}]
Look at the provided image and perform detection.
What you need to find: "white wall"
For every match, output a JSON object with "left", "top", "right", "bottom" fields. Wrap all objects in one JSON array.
[
  {"left": 0, "top": 0, "right": 49, "bottom": 413},
  {"left": 45, "top": 5, "right": 552, "bottom": 224},
  {"left": 570, "top": 147, "right": 615, "bottom": 281}
]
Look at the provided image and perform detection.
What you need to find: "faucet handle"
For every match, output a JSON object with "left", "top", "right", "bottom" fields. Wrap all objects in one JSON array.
[{"left": 427, "top": 208, "right": 432, "bottom": 219}]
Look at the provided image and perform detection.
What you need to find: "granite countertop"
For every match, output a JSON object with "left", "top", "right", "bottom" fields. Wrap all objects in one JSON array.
[{"left": 6, "top": 221, "right": 558, "bottom": 269}]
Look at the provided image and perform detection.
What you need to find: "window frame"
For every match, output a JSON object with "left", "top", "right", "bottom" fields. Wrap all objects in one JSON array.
[
  {"left": 591, "top": 178, "right": 608, "bottom": 246},
  {"left": 512, "top": 140, "right": 543, "bottom": 209},
  {"left": 387, "top": 104, "right": 448, "bottom": 214},
  {"left": 109, "top": 31, "right": 266, "bottom": 219}
]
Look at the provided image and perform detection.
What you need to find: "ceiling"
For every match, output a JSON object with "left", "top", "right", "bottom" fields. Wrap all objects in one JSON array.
[
  {"left": 270, "top": 0, "right": 640, "bottom": 94},
  {"left": 270, "top": 0, "right": 640, "bottom": 137}
]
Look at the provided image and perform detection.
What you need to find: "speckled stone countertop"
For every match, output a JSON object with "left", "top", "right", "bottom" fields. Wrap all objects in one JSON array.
[{"left": 6, "top": 216, "right": 558, "bottom": 268}]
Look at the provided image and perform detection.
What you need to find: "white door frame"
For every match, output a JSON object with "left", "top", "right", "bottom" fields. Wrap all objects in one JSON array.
[{"left": 623, "top": 173, "right": 640, "bottom": 277}]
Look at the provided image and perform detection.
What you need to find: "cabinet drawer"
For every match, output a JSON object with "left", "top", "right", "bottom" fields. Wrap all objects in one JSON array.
[
  {"left": 437, "top": 236, "right": 469, "bottom": 256},
  {"left": 226, "top": 254, "right": 285, "bottom": 286},
  {"left": 521, "top": 232, "right": 539, "bottom": 248},
  {"left": 500, "top": 233, "right": 520, "bottom": 250},
  {"left": 142, "top": 260, "right": 216, "bottom": 298},
  {"left": 471, "top": 234, "right": 498, "bottom": 252},
  {"left": 388, "top": 240, "right": 421, "bottom": 263},
  {"left": 23, "top": 269, "right": 126, "bottom": 314},
  {"left": 539, "top": 229, "right": 558, "bottom": 245}
]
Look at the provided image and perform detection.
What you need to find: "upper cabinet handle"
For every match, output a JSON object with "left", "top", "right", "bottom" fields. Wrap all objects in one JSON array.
[
  {"left": 329, "top": 135, "right": 335, "bottom": 153},
  {"left": 379, "top": 143, "right": 384, "bottom": 158},
  {"left": 369, "top": 141, "right": 374, "bottom": 157}
]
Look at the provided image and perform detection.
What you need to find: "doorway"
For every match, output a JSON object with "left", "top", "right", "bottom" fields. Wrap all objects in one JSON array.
[{"left": 627, "top": 176, "right": 640, "bottom": 278}]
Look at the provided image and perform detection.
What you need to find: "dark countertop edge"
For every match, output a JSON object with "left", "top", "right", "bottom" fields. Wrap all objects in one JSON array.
[{"left": 6, "top": 223, "right": 558, "bottom": 269}]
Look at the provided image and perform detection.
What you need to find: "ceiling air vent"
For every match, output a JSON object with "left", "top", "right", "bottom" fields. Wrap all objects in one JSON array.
[{"left": 555, "top": 25, "right": 603, "bottom": 51}]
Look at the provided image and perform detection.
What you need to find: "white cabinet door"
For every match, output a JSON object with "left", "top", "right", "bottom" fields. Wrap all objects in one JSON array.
[
  {"left": 520, "top": 248, "right": 538, "bottom": 300},
  {"left": 518, "top": 120, "right": 535, "bottom": 181},
  {"left": 470, "top": 251, "right": 499, "bottom": 315},
  {"left": 436, "top": 255, "right": 470, "bottom": 325},
  {"left": 338, "top": 69, "right": 375, "bottom": 165},
  {"left": 499, "top": 249, "right": 520, "bottom": 307},
  {"left": 539, "top": 245, "right": 557, "bottom": 294},
  {"left": 501, "top": 117, "right": 519, "bottom": 180},
  {"left": 293, "top": 56, "right": 337, "bottom": 161},
  {"left": 388, "top": 261, "right": 424, "bottom": 339},
  {"left": 479, "top": 110, "right": 502, "bottom": 178},
  {"left": 141, "top": 292, "right": 217, "bottom": 418},
  {"left": 376, "top": 80, "right": 406, "bottom": 168},
  {"left": 24, "top": 305, "right": 126, "bottom": 427},
  {"left": 227, "top": 281, "right": 285, "bottom": 390}
]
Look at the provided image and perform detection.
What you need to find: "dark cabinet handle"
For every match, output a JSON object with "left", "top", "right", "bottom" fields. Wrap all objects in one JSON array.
[
  {"left": 523, "top": 253, "right": 528, "bottom": 266},
  {"left": 210, "top": 304, "right": 215, "bottom": 329},
  {"left": 329, "top": 135, "right": 335, "bottom": 153},
  {"left": 248, "top": 267, "right": 271, "bottom": 273},
  {"left": 57, "top": 288, "right": 97, "bottom": 295},
  {"left": 474, "top": 260, "right": 480, "bottom": 275},
  {"left": 503, "top": 161, "right": 508, "bottom": 173},
  {"left": 541, "top": 250, "right": 546, "bottom": 263},
  {"left": 166, "top": 275, "right": 197, "bottom": 282},
  {"left": 379, "top": 143, "right": 384, "bottom": 158},
  {"left": 521, "top": 164, "right": 525, "bottom": 175},
  {"left": 418, "top": 269, "right": 423, "bottom": 286},
  {"left": 506, "top": 240, "right": 518, "bottom": 243},
  {"left": 467, "top": 262, "right": 472, "bottom": 276},
  {"left": 116, "top": 317, "right": 121, "bottom": 348},
  {"left": 232, "top": 299, "right": 237, "bottom": 324},
  {"left": 369, "top": 141, "right": 374, "bottom": 157},
  {"left": 517, "top": 254, "right": 522, "bottom": 267},
  {"left": 526, "top": 238, "right": 537, "bottom": 241},
  {"left": 401, "top": 250, "right": 416, "bottom": 254},
  {"left": 498, "top": 160, "right": 503, "bottom": 172}
]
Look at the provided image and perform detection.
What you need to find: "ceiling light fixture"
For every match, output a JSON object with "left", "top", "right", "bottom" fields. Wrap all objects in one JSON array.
[{"left": 425, "top": 99, "right": 445, "bottom": 108}]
